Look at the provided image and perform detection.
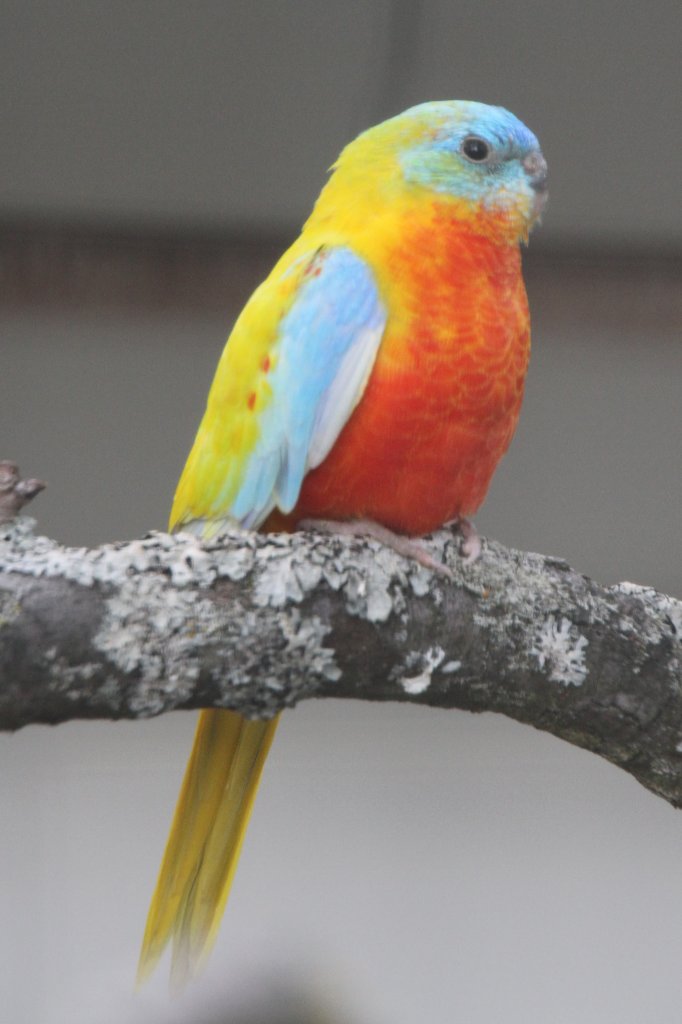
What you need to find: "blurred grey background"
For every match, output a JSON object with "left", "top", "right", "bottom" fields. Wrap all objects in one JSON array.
[{"left": 1, "top": 2, "right": 681, "bottom": 1023}]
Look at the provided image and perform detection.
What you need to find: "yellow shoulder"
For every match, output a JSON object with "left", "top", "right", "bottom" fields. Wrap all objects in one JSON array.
[{"left": 169, "top": 238, "right": 311, "bottom": 532}]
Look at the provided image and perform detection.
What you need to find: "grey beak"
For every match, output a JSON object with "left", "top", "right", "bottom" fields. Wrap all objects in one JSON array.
[{"left": 523, "top": 150, "right": 548, "bottom": 193}]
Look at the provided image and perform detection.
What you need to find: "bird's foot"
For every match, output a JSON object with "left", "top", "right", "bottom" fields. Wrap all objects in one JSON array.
[
  {"left": 452, "top": 517, "right": 482, "bottom": 564},
  {"left": 299, "top": 517, "right": 455, "bottom": 580}
]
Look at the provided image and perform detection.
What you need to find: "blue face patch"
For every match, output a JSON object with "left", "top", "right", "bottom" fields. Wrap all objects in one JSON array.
[{"left": 398, "top": 101, "right": 541, "bottom": 205}]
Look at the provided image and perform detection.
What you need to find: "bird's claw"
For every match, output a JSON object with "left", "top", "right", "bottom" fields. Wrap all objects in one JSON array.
[
  {"left": 300, "top": 517, "right": 455, "bottom": 580},
  {"left": 455, "top": 518, "right": 482, "bottom": 564}
]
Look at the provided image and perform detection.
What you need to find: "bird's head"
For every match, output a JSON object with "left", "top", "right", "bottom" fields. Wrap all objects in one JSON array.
[{"left": 331, "top": 100, "right": 548, "bottom": 244}]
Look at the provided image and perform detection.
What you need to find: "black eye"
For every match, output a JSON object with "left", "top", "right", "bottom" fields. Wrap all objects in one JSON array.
[{"left": 462, "top": 136, "right": 491, "bottom": 162}]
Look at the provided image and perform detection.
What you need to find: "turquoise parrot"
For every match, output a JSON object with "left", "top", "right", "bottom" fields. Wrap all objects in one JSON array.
[{"left": 138, "top": 99, "right": 547, "bottom": 986}]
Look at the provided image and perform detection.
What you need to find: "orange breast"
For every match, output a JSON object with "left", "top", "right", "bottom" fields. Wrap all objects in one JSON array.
[{"left": 273, "top": 204, "right": 530, "bottom": 536}]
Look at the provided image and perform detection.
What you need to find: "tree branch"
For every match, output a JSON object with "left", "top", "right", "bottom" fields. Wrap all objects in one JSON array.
[
  {"left": 0, "top": 461, "right": 46, "bottom": 524},
  {"left": 1, "top": 513, "right": 680, "bottom": 806}
]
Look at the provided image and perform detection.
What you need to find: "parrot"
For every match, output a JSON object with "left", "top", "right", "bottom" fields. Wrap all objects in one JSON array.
[{"left": 137, "top": 99, "right": 548, "bottom": 987}]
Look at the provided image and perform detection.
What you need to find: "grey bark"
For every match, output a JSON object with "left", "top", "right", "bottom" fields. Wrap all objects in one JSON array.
[{"left": 1, "top": 513, "right": 681, "bottom": 806}]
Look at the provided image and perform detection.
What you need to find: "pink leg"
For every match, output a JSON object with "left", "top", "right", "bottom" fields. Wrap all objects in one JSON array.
[
  {"left": 298, "top": 517, "right": 455, "bottom": 580},
  {"left": 454, "top": 517, "right": 482, "bottom": 564}
]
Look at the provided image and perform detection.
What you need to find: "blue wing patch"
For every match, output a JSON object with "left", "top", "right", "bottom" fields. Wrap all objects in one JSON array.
[{"left": 229, "top": 246, "right": 386, "bottom": 528}]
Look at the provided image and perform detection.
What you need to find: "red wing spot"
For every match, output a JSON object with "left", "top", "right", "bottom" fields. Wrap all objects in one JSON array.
[
  {"left": 247, "top": 392, "right": 256, "bottom": 410},
  {"left": 304, "top": 250, "right": 326, "bottom": 278},
  {"left": 261, "top": 356, "right": 271, "bottom": 373}
]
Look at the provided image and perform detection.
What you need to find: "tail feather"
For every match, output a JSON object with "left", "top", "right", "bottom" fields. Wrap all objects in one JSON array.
[{"left": 137, "top": 708, "right": 279, "bottom": 987}]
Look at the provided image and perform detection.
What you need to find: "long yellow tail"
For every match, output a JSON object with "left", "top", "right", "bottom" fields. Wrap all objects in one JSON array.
[{"left": 137, "top": 708, "right": 279, "bottom": 988}]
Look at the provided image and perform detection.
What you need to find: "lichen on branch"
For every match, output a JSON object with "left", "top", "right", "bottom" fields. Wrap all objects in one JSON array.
[{"left": 0, "top": 514, "right": 680, "bottom": 808}]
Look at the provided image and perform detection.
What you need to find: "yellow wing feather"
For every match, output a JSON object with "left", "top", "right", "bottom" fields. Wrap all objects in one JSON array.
[
  {"left": 169, "top": 244, "right": 310, "bottom": 532},
  {"left": 138, "top": 709, "right": 278, "bottom": 988}
]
